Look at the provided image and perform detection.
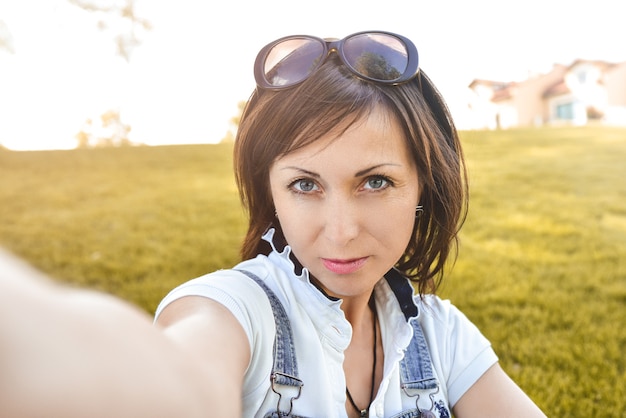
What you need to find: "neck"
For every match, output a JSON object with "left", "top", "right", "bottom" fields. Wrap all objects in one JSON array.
[
  {"left": 341, "top": 292, "right": 375, "bottom": 328},
  {"left": 344, "top": 294, "right": 379, "bottom": 418}
]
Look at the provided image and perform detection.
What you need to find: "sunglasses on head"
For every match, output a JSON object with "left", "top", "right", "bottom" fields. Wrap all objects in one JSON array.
[{"left": 254, "top": 31, "right": 420, "bottom": 90}]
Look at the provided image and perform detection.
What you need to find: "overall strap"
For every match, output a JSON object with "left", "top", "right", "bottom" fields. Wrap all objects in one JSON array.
[
  {"left": 237, "top": 267, "right": 438, "bottom": 414},
  {"left": 385, "top": 269, "right": 439, "bottom": 391},
  {"left": 399, "top": 319, "right": 438, "bottom": 390},
  {"left": 236, "top": 270, "right": 303, "bottom": 414}
]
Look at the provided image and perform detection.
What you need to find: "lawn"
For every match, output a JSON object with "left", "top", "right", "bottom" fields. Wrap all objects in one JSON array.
[
  {"left": 1, "top": 126, "right": 625, "bottom": 416},
  {"left": 0, "top": 143, "right": 246, "bottom": 310}
]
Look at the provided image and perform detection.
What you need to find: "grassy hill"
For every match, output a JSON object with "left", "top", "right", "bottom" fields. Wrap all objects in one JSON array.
[
  {"left": 1, "top": 127, "right": 625, "bottom": 415},
  {"left": 0, "top": 143, "right": 246, "bottom": 311}
]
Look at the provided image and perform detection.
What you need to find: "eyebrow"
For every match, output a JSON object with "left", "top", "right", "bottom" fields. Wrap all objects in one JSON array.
[
  {"left": 281, "top": 167, "right": 321, "bottom": 178},
  {"left": 354, "top": 164, "right": 400, "bottom": 177},
  {"left": 281, "top": 163, "right": 400, "bottom": 178}
]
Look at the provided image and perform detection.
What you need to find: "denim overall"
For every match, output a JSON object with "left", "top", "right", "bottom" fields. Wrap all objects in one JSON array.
[{"left": 237, "top": 269, "right": 451, "bottom": 418}]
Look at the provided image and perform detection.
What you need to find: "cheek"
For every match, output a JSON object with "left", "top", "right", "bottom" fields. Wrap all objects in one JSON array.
[
  {"left": 273, "top": 198, "right": 314, "bottom": 245},
  {"left": 276, "top": 213, "right": 319, "bottom": 269},
  {"left": 401, "top": 210, "right": 418, "bottom": 247},
  {"left": 370, "top": 191, "right": 419, "bottom": 244},
  {"left": 278, "top": 213, "right": 306, "bottom": 240},
  {"left": 381, "top": 205, "right": 416, "bottom": 245}
]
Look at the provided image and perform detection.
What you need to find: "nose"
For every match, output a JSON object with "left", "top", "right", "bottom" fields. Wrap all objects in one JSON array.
[{"left": 321, "top": 196, "right": 360, "bottom": 247}]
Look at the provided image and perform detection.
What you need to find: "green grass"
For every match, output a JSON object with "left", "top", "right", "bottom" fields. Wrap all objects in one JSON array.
[
  {"left": 0, "top": 143, "right": 246, "bottom": 310},
  {"left": 1, "top": 127, "right": 625, "bottom": 416},
  {"left": 441, "top": 126, "right": 626, "bottom": 415}
]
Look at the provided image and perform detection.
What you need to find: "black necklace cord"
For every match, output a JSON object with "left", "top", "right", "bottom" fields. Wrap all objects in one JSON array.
[{"left": 346, "top": 302, "right": 378, "bottom": 417}]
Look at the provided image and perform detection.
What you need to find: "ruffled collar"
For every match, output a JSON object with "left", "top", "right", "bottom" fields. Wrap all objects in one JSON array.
[
  {"left": 261, "top": 228, "right": 419, "bottom": 319},
  {"left": 260, "top": 228, "right": 418, "bottom": 354},
  {"left": 262, "top": 228, "right": 311, "bottom": 283}
]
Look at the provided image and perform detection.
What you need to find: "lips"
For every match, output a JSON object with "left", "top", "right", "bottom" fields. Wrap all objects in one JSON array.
[{"left": 321, "top": 257, "right": 368, "bottom": 275}]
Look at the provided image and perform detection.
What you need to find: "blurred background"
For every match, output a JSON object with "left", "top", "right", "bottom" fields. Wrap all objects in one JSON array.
[
  {"left": 1, "top": 0, "right": 626, "bottom": 150},
  {"left": 1, "top": 1, "right": 626, "bottom": 415}
]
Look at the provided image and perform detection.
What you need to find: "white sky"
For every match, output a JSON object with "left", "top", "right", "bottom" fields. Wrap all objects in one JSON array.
[{"left": 1, "top": 0, "right": 625, "bottom": 150}]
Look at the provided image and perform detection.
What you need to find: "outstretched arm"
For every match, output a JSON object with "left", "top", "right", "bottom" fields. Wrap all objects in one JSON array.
[
  {"left": 155, "top": 294, "right": 251, "bottom": 416},
  {"left": 452, "top": 363, "right": 546, "bottom": 418},
  {"left": 0, "top": 249, "right": 249, "bottom": 418}
]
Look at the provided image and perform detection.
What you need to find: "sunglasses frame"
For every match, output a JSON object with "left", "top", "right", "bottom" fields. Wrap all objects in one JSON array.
[{"left": 254, "top": 30, "right": 419, "bottom": 90}]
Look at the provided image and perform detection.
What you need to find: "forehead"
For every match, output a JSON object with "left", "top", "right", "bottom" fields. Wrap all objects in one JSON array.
[{"left": 272, "top": 106, "right": 413, "bottom": 170}]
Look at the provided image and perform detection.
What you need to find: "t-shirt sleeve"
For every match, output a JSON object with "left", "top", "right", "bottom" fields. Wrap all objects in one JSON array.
[
  {"left": 418, "top": 296, "right": 499, "bottom": 408},
  {"left": 153, "top": 269, "right": 276, "bottom": 396}
]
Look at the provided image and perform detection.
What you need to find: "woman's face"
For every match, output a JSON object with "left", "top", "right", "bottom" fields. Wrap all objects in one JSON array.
[{"left": 269, "top": 107, "right": 420, "bottom": 299}]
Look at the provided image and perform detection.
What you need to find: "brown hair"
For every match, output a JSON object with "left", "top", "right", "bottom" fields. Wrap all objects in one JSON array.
[{"left": 233, "top": 58, "right": 467, "bottom": 295}]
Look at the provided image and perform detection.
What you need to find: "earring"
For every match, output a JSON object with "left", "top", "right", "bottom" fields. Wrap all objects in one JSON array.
[{"left": 415, "top": 205, "right": 424, "bottom": 218}]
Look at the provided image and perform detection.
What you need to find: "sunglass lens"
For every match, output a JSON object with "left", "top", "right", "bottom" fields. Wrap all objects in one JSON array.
[
  {"left": 343, "top": 33, "right": 408, "bottom": 81},
  {"left": 263, "top": 38, "right": 325, "bottom": 88}
]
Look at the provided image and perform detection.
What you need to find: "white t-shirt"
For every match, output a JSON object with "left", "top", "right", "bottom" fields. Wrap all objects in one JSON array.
[{"left": 155, "top": 233, "right": 497, "bottom": 417}]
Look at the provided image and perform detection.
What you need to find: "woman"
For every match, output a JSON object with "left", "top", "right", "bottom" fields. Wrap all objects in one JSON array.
[
  {"left": 155, "top": 31, "right": 546, "bottom": 417},
  {"left": 0, "top": 31, "right": 545, "bottom": 418}
]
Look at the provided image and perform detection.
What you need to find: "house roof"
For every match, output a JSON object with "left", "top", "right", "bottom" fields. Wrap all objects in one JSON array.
[
  {"left": 468, "top": 79, "right": 509, "bottom": 89},
  {"left": 568, "top": 59, "right": 616, "bottom": 72},
  {"left": 469, "top": 59, "right": 626, "bottom": 102},
  {"left": 542, "top": 80, "right": 570, "bottom": 98},
  {"left": 468, "top": 79, "right": 514, "bottom": 102},
  {"left": 491, "top": 86, "right": 514, "bottom": 101}
]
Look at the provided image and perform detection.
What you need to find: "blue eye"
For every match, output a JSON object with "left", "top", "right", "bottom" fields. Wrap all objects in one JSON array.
[
  {"left": 364, "top": 176, "right": 390, "bottom": 190},
  {"left": 290, "top": 178, "right": 319, "bottom": 193}
]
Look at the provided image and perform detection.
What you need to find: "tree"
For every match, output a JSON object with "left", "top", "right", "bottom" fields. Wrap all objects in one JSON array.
[
  {"left": 0, "top": 20, "right": 15, "bottom": 54},
  {"left": 220, "top": 101, "right": 247, "bottom": 143},
  {"left": 75, "top": 111, "right": 134, "bottom": 148},
  {"left": 1, "top": 2, "right": 149, "bottom": 59},
  {"left": 67, "top": 0, "right": 151, "bottom": 61},
  {"left": 99, "top": 109, "right": 131, "bottom": 147},
  {"left": 75, "top": 118, "right": 94, "bottom": 148},
  {"left": 230, "top": 101, "right": 247, "bottom": 128}
]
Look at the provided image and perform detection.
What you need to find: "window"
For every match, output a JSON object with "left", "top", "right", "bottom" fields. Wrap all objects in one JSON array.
[{"left": 556, "top": 102, "right": 574, "bottom": 120}]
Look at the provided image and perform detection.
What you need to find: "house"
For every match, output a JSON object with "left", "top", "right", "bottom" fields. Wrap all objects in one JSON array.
[{"left": 467, "top": 59, "right": 626, "bottom": 129}]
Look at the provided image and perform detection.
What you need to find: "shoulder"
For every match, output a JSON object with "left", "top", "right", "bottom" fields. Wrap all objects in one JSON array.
[
  {"left": 154, "top": 258, "right": 281, "bottom": 399},
  {"left": 415, "top": 295, "right": 483, "bottom": 337},
  {"left": 154, "top": 257, "right": 279, "bottom": 340},
  {"left": 415, "top": 295, "right": 499, "bottom": 408}
]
